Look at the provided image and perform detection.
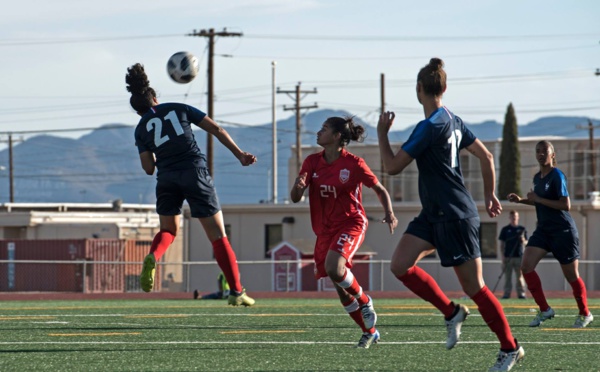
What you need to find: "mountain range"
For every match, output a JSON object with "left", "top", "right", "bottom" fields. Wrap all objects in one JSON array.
[{"left": 0, "top": 109, "right": 597, "bottom": 204}]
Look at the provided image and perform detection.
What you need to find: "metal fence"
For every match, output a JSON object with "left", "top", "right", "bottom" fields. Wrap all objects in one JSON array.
[{"left": 1, "top": 259, "right": 599, "bottom": 293}]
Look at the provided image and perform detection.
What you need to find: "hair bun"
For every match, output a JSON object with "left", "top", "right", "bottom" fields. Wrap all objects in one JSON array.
[
  {"left": 429, "top": 58, "right": 444, "bottom": 70},
  {"left": 126, "top": 63, "right": 151, "bottom": 95}
]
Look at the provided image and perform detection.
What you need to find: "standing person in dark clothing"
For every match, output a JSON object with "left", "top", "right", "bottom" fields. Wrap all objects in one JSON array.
[
  {"left": 126, "top": 63, "right": 256, "bottom": 306},
  {"left": 508, "top": 140, "right": 593, "bottom": 328},
  {"left": 498, "top": 210, "right": 527, "bottom": 299}
]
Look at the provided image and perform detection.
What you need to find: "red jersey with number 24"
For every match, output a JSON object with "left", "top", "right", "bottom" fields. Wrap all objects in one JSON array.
[{"left": 299, "top": 149, "right": 378, "bottom": 236}]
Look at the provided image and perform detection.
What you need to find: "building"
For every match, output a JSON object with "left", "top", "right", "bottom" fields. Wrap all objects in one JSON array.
[
  {"left": 1, "top": 136, "right": 599, "bottom": 293},
  {"left": 187, "top": 136, "right": 600, "bottom": 293}
]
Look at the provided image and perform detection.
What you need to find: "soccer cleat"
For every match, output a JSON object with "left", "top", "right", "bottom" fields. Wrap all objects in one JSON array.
[
  {"left": 445, "top": 304, "right": 470, "bottom": 350},
  {"left": 193, "top": 290, "right": 199, "bottom": 299},
  {"left": 356, "top": 329, "right": 380, "bottom": 349},
  {"left": 489, "top": 345, "right": 525, "bottom": 371},
  {"left": 228, "top": 288, "right": 255, "bottom": 307},
  {"left": 360, "top": 295, "right": 377, "bottom": 330},
  {"left": 529, "top": 307, "right": 555, "bottom": 327},
  {"left": 139, "top": 254, "right": 156, "bottom": 293},
  {"left": 573, "top": 312, "right": 594, "bottom": 328}
]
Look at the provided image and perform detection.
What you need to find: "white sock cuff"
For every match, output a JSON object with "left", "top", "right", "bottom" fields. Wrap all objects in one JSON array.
[
  {"left": 338, "top": 269, "right": 355, "bottom": 288},
  {"left": 343, "top": 299, "right": 360, "bottom": 313}
]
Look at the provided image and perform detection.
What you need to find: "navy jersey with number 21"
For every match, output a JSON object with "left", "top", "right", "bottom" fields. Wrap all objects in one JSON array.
[
  {"left": 134, "top": 102, "right": 207, "bottom": 174},
  {"left": 402, "top": 106, "right": 477, "bottom": 223}
]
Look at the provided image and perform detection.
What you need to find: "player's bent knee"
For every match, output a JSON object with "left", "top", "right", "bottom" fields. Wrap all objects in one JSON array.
[{"left": 390, "top": 262, "right": 409, "bottom": 278}]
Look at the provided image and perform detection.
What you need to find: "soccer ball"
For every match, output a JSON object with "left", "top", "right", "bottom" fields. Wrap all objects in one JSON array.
[{"left": 166, "top": 51, "right": 199, "bottom": 84}]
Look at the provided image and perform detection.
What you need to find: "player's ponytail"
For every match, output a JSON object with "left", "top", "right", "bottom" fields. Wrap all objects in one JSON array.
[
  {"left": 126, "top": 63, "right": 157, "bottom": 113},
  {"left": 417, "top": 57, "right": 447, "bottom": 97},
  {"left": 326, "top": 116, "right": 365, "bottom": 146}
]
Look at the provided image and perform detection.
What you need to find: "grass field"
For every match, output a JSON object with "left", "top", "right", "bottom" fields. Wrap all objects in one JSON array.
[{"left": 0, "top": 297, "right": 598, "bottom": 371}]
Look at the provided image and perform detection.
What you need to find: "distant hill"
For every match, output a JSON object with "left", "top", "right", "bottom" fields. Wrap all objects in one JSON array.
[{"left": 0, "top": 110, "right": 597, "bottom": 204}]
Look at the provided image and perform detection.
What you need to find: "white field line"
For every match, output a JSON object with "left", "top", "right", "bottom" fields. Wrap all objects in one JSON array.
[
  {"left": 0, "top": 341, "right": 599, "bottom": 345},
  {"left": 0, "top": 313, "right": 579, "bottom": 318}
]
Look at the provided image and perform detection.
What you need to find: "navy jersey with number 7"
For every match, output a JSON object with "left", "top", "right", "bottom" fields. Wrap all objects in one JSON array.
[
  {"left": 134, "top": 102, "right": 207, "bottom": 173},
  {"left": 401, "top": 106, "right": 478, "bottom": 223}
]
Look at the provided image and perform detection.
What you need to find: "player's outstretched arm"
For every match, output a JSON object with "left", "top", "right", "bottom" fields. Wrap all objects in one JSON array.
[{"left": 198, "top": 116, "right": 257, "bottom": 166}]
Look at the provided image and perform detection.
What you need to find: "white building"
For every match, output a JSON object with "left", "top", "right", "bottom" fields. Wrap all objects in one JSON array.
[{"left": 1, "top": 137, "right": 599, "bottom": 293}]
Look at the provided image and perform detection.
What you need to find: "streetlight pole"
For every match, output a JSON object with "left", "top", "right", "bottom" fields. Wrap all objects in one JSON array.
[{"left": 271, "top": 61, "right": 278, "bottom": 204}]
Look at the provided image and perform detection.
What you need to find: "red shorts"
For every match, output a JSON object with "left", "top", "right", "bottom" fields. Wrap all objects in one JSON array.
[{"left": 313, "top": 226, "right": 366, "bottom": 279}]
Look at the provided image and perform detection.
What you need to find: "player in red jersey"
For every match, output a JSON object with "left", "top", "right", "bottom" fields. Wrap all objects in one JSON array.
[{"left": 290, "top": 116, "right": 398, "bottom": 348}]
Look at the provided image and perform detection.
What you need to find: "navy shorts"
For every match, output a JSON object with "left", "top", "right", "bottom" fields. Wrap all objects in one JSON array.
[
  {"left": 527, "top": 227, "right": 580, "bottom": 264},
  {"left": 405, "top": 213, "right": 481, "bottom": 267},
  {"left": 156, "top": 167, "right": 221, "bottom": 218}
]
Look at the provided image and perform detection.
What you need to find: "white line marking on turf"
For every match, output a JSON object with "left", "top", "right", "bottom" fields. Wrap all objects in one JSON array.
[
  {"left": 0, "top": 341, "right": 599, "bottom": 345},
  {"left": 0, "top": 313, "right": 573, "bottom": 318}
]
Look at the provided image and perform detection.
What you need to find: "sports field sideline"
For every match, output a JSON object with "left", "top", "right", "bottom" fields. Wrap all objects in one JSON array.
[{"left": 0, "top": 293, "right": 598, "bottom": 371}]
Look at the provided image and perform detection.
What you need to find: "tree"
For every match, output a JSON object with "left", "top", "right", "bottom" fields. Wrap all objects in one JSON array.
[{"left": 498, "top": 103, "right": 521, "bottom": 199}]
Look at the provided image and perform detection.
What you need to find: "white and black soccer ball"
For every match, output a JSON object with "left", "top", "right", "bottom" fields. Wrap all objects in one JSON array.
[{"left": 166, "top": 51, "right": 199, "bottom": 84}]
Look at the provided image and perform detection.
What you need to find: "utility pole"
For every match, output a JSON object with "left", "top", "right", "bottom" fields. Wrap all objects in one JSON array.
[
  {"left": 271, "top": 61, "right": 278, "bottom": 204},
  {"left": 576, "top": 119, "right": 600, "bottom": 191},
  {"left": 8, "top": 135, "right": 13, "bottom": 203},
  {"left": 188, "top": 28, "right": 243, "bottom": 177},
  {"left": 0, "top": 134, "right": 23, "bottom": 203},
  {"left": 277, "top": 83, "right": 318, "bottom": 175},
  {"left": 380, "top": 73, "right": 387, "bottom": 191}
]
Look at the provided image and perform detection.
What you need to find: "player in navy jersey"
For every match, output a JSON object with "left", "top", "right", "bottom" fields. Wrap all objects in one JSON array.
[
  {"left": 508, "top": 140, "right": 593, "bottom": 328},
  {"left": 290, "top": 116, "right": 397, "bottom": 349},
  {"left": 378, "top": 58, "right": 523, "bottom": 371},
  {"left": 126, "top": 63, "right": 255, "bottom": 306}
]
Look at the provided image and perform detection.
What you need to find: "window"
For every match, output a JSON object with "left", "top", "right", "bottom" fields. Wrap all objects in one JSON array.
[
  {"left": 480, "top": 222, "right": 497, "bottom": 258},
  {"left": 265, "top": 224, "right": 283, "bottom": 258}
]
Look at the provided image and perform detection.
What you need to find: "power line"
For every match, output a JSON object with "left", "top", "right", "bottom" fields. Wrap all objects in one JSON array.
[
  {"left": 0, "top": 32, "right": 595, "bottom": 47},
  {"left": 244, "top": 33, "right": 599, "bottom": 41},
  {"left": 0, "top": 124, "right": 133, "bottom": 136},
  {"left": 0, "top": 34, "right": 184, "bottom": 46},
  {"left": 222, "top": 44, "right": 598, "bottom": 61}
]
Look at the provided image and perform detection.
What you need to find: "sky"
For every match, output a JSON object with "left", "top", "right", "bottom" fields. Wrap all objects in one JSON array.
[{"left": 1, "top": 0, "right": 599, "bottom": 146}]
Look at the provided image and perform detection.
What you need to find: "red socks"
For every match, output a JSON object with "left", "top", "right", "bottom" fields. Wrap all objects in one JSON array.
[
  {"left": 523, "top": 271, "right": 550, "bottom": 312},
  {"left": 342, "top": 298, "right": 373, "bottom": 333},
  {"left": 149, "top": 230, "right": 176, "bottom": 261},
  {"left": 396, "top": 266, "right": 455, "bottom": 318},
  {"left": 471, "top": 286, "right": 516, "bottom": 350},
  {"left": 569, "top": 277, "right": 590, "bottom": 316},
  {"left": 212, "top": 237, "right": 242, "bottom": 293},
  {"left": 335, "top": 269, "right": 369, "bottom": 305}
]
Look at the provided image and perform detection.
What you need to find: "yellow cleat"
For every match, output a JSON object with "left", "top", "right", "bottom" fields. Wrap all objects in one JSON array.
[
  {"left": 228, "top": 288, "right": 255, "bottom": 307},
  {"left": 140, "top": 254, "right": 156, "bottom": 293}
]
